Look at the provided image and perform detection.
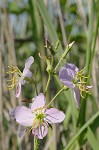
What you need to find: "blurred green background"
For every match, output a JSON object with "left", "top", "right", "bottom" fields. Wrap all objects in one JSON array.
[{"left": 0, "top": 0, "right": 99, "bottom": 150}]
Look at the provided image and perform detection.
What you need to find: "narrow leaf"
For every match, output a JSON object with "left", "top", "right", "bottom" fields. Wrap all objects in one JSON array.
[
  {"left": 86, "top": 127, "right": 99, "bottom": 150},
  {"left": 64, "top": 111, "right": 99, "bottom": 150}
]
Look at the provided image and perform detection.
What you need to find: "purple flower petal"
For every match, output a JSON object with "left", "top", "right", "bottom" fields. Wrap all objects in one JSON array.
[
  {"left": 31, "top": 93, "right": 46, "bottom": 111},
  {"left": 73, "top": 87, "right": 80, "bottom": 107},
  {"left": 16, "top": 82, "right": 22, "bottom": 98},
  {"left": 18, "top": 125, "right": 26, "bottom": 139},
  {"left": 9, "top": 108, "right": 16, "bottom": 117},
  {"left": 60, "top": 79, "right": 75, "bottom": 88},
  {"left": 22, "top": 69, "right": 32, "bottom": 79},
  {"left": 45, "top": 108, "right": 65, "bottom": 123},
  {"left": 25, "top": 56, "right": 34, "bottom": 69},
  {"left": 59, "top": 67, "right": 73, "bottom": 81},
  {"left": 59, "top": 67, "right": 75, "bottom": 88},
  {"left": 32, "top": 122, "right": 48, "bottom": 139},
  {"left": 16, "top": 69, "right": 32, "bottom": 98},
  {"left": 65, "top": 63, "right": 79, "bottom": 74},
  {"left": 15, "top": 56, "right": 34, "bottom": 98},
  {"left": 20, "top": 69, "right": 32, "bottom": 85},
  {"left": 86, "top": 85, "right": 93, "bottom": 89},
  {"left": 25, "top": 70, "right": 32, "bottom": 78},
  {"left": 13, "top": 106, "right": 35, "bottom": 127}
]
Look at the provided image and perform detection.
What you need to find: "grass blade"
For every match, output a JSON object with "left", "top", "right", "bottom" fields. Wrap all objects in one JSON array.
[
  {"left": 35, "top": 0, "right": 63, "bottom": 57},
  {"left": 86, "top": 127, "right": 99, "bottom": 150},
  {"left": 64, "top": 111, "right": 99, "bottom": 150}
]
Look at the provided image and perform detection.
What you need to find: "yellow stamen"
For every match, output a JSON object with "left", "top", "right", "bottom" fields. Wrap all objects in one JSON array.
[
  {"left": 7, "top": 85, "right": 15, "bottom": 90},
  {"left": 29, "top": 118, "right": 38, "bottom": 132},
  {"left": 80, "top": 91, "right": 84, "bottom": 98},
  {"left": 7, "top": 65, "right": 18, "bottom": 74},
  {"left": 74, "top": 68, "right": 91, "bottom": 98},
  {"left": 32, "top": 107, "right": 46, "bottom": 113},
  {"left": 77, "top": 68, "right": 85, "bottom": 74},
  {"left": 7, "top": 65, "right": 22, "bottom": 76},
  {"left": 79, "top": 77, "right": 86, "bottom": 84},
  {"left": 7, "top": 76, "right": 17, "bottom": 90},
  {"left": 79, "top": 74, "right": 90, "bottom": 79},
  {"left": 29, "top": 108, "right": 46, "bottom": 133}
]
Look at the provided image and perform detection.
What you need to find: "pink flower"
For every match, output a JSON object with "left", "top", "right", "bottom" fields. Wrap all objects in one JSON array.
[
  {"left": 16, "top": 56, "right": 34, "bottom": 98},
  {"left": 59, "top": 63, "right": 92, "bottom": 107},
  {"left": 10, "top": 93, "right": 65, "bottom": 139},
  {"left": 7, "top": 56, "right": 34, "bottom": 98}
]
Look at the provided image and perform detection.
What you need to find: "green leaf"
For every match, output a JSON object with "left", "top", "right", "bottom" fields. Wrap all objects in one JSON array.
[
  {"left": 64, "top": 111, "right": 99, "bottom": 150},
  {"left": 86, "top": 127, "right": 99, "bottom": 150},
  {"left": 35, "top": 0, "right": 64, "bottom": 57},
  {"left": 85, "top": 0, "right": 95, "bottom": 72}
]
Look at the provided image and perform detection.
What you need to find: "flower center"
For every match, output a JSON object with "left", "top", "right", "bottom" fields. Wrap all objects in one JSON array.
[
  {"left": 29, "top": 109, "right": 46, "bottom": 131},
  {"left": 36, "top": 113, "right": 45, "bottom": 120}
]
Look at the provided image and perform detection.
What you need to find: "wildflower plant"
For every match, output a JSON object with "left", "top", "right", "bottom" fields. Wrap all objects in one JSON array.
[{"left": 7, "top": 41, "right": 92, "bottom": 150}]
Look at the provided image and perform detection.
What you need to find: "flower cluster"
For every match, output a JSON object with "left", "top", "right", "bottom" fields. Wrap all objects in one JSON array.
[
  {"left": 8, "top": 42, "right": 92, "bottom": 140},
  {"left": 8, "top": 56, "right": 65, "bottom": 139}
]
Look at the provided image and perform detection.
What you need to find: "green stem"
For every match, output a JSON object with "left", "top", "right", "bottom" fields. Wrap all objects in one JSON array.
[
  {"left": 64, "top": 111, "right": 99, "bottom": 150},
  {"left": 47, "top": 86, "right": 68, "bottom": 107},
  {"left": 54, "top": 41, "right": 74, "bottom": 72},
  {"left": 63, "top": 105, "right": 71, "bottom": 128},
  {"left": 85, "top": 0, "right": 95, "bottom": 73},
  {"left": 34, "top": 81, "right": 38, "bottom": 95},
  {"left": 44, "top": 74, "right": 51, "bottom": 95},
  {"left": 77, "top": 1, "right": 95, "bottom": 143},
  {"left": 34, "top": 137, "right": 38, "bottom": 150},
  {"left": 54, "top": 57, "right": 63, "bottom": 72},
  {"left": 89, "top": 12, "right": 99, "bottom": 71}
]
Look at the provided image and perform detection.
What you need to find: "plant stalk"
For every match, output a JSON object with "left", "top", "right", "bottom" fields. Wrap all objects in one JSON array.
[
  {"left": 47, "top": 86, "right": 68, "bottom": 107},
  {"left": 34, "top": 137, "right": 38, "bottom": 150}
]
